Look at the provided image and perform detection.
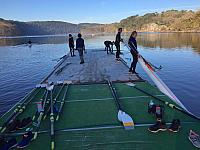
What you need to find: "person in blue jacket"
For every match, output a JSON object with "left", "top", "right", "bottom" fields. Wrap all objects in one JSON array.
[{"left": 128, "top": 31, "right": 138, "bottom": 74}]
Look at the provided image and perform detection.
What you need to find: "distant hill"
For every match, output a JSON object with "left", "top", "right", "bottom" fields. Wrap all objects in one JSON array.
[
  {"left": 117, "top": 10, "right": 200, "bottom": 32},
  {"left": 0, "top": 19, "right": 80, "bottom": 36},
  {"left": 1, "top": 10, "right": 200, "bottom": 36}
]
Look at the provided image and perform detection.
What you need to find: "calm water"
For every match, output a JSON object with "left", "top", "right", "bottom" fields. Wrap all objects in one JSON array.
[{"left": 0, "top": 33, "right": 200, "bottom": 117}]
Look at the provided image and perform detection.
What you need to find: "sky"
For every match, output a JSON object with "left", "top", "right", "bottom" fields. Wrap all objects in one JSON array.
[{"left": 0, "top": 0, "right": 200, "bottom": 24}]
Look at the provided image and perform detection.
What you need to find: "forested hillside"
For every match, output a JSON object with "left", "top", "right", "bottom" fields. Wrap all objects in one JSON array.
[{"left": 1, "top": 10, "right": 200, "bottom": 36}]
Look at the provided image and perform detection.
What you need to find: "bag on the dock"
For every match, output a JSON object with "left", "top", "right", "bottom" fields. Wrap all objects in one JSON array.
[{"left": 148, "top": 103, "right": 164, "bottom": 120}]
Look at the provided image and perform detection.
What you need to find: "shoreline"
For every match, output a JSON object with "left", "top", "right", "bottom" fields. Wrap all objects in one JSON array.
[{"left": 1, "top": 31, "right": 200, "bottom": 39}]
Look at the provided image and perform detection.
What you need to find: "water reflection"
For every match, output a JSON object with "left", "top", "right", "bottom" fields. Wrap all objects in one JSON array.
[
  {"left": 0, "top": 34, "right": 96, "bottom": 46},
  {"left": 135, "top": 33, "right": 200, "bottom": 54},
  {"left": 0, "top": 36, "right": 67, "bottom": 46},
  {"left": 1, "top": 33, "right": 200, "bottom": 54}
]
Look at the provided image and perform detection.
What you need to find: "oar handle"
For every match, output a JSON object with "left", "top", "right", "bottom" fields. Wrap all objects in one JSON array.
[{"left": 107, "top": 80, "right": 122, "bottom": 111}]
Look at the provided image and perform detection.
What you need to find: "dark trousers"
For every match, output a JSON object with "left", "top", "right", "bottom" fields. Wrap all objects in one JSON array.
[
  {"left": 77, "top": 48, "right": 84, "bottom": 63},
  {"left": 105, "top": 45, "right": 113, "bottom": 54},
  {"left": 115, "top": 44, "right": 120, "bottom": 58},
  {"left": 130, "top": 51, "right": 138, "bottom": 72},
  {"left": 105, "top": 46, "right": 111, "bottom": 54},
  {"left": 69, "top": 46, "right": 74, "bottom": 57}
]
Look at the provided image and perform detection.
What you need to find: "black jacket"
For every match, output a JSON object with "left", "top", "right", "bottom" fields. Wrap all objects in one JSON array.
[
  {"left": 69, "top": 37, "right": 74, "bottom": 47},
  {"left": 76, "top": 37, "right": 85, "bottom": 49},
  {"left": 115, "top": 32, "right": 122, "bottom": 45}
]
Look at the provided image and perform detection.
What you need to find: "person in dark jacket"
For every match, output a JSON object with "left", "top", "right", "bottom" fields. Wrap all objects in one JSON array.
[
  {"left": 128, "top": 31, "right": 138, "bottom": 74},
  {"left": 69, "top": 34, "right": 75, "bottom": 57},
  {"left": 76, "top": 33, "right": 85, "bottom": 64},
  {"left": 115, "top": 28, "right": 123, "bottom": 60},
  {"left": 104, "top": 40, "right": 114, "bottom": 54}
]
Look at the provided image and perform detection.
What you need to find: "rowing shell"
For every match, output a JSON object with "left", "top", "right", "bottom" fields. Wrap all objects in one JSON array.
[{"left": 138, "top": 55, "right": 191, "bottom": 113}]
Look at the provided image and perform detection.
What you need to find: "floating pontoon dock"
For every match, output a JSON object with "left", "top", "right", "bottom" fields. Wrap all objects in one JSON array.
[{"left": 0, "top": 49, "right": 199, "bottom": 150}]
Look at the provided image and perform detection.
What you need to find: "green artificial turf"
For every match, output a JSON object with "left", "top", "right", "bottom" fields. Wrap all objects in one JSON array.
[{"left": 0, "top": 82, "right": 199, "bottom": 150}]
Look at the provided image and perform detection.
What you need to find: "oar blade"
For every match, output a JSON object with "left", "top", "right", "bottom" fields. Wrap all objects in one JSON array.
[
  {"left": 119, "top": 111, "right": 135, "bottom": 130},
  {"left": 46, "top": 85, "right": 54, "bottom": 91}
]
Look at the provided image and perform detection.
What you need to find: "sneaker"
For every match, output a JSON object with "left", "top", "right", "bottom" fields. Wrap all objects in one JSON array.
[
  {"left": 17, "top": 117, "right": 32, "bottom": 129},
  {"left": 188, "top": 130, "right": 200, "bottom": 148},
  {"left": 168, "top": 119, "right": 181, "bottom": 133},
  {"left": 0, "top": 137, "right": 7, "bottom": 150},
  {"left": 132, "top": 71, "right": 138, "bottom": 74},
  {"left": 129, "top": 69, "right": 132, "bottom": 73},
  {"left": 7, "top": 119, "right": 20, "bottom": 132},
  {"left": 0, "top": 138, "right": 17, "bottom": 150},
  {"left": 148, "top": 121, "right": 167, "bottom": 133},
  {"left": 7, "top": 138, "right": 17, "bottom": 149},
  {"left": 17, "top": 131, "right": 34, "bottom": 149}
]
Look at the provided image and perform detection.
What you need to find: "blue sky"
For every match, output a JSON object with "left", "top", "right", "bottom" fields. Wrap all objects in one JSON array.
[{"left": 1, "top": 0, "right": 200, "bottom": 23}]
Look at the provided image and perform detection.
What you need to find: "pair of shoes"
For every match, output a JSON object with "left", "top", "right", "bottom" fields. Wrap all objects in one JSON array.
[
  {"left": 115, "top": 58, "right": 120, "bottom": 61},
  {"left": 188, "top": 130, "right": 200, "bottom": 148},
  {"left": 80, "top": 61, "right": 84, "bottom": 64},
  {"left": 0, "top": 137, "right": 17, "bottom": 150},
  {"left": 148, "top": 119, "right": 181, "bottom": 133},
  {"left": 128, "top": 71, "right": 138, "bottom": 75},
  {"left": 7, "top": 117, "right": 32, "bottom": 132},
  {"left": 131, "top": 71, "right": 138, "bottom": 74},
  {"left": 17, "top": 131, "right": 34, "bottom": 149}
]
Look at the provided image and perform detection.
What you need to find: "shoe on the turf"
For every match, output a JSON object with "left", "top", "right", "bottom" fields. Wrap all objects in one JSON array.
[
  {"left": 17, "top": 131, "right": 34, "bottom": 149},
  {"left": 148, "top": 121, "right": 167, "bottom": 133},
  {"left": 7, "top": 119, "right": 20, "bottom": 132},
  {"left": 188, "top": 130, "right": 200, "bottom": 148},
  {"left": 0, "top": 137, "right": 17, "bottom": 150},
  {"left": 0, "top": 137, "right": 7, "bottom": 150},
  {"left": 17, "top": 117, "right": 32, "bottom": 129},
  {"left": 7, "top": 138, "right": 17, "bottom": 149},
  {"left": 168, "top": 119, "right": 181, "bottom": 132}
]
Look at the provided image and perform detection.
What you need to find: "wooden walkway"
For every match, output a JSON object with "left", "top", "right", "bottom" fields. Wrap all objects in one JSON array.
[{"left": 45, "top": 49, "right": 140, "bottom": 84}]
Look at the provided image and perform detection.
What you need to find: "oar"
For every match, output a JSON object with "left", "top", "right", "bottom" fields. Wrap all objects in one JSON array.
[
  {"left": 107, "top": 80, "right": 134, "bottom": 130},
  {"left": 50, "top": 81, "right": 69, "bottom": 149},
  {"left": 33, "top": 85, "right": 54, "bottom": 139},
  {"left": 0, "top": 87, "right": 41, "bottom": 133},
  {"left": 55, "top": 62, "right": 71, "bottom": 75},
  {"left": 127, "top": 83, "right": 200, "bottom": 120},
  {"left": 43, "top": 82, "right": 65, "bottom": 120},
  {"left": 51, "top": 55, "right": 66, "bottom": 62},
  {"left": 56, "top": 84, "right": 70, "bottom": 121},
  {"left": 50, "top": 87, "right": 55, "bottom": 150},
  {"left": 32, "top": 89, "right": 48, "bottom": 121},
  {"left": 32, "top": 89, "right": 48, "bottom": 124}
]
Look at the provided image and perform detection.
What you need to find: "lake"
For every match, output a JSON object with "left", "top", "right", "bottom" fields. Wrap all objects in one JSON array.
[{"left": 0, "top": 33, "right": 200, "bottom": 117}]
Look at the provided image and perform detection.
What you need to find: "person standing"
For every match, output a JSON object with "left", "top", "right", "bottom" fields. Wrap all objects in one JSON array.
[
  {"left": 128, "top": 31, "right": 138, "bottom": 74},
  {"left": 76, "top": 33, "right": 85, "bottom": 64},
  {"left": 115, "top": 28, "right": 123, "bottom": 61},
  {"left": 68, "top": 34, "right": 75, "bottom": 57}
]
